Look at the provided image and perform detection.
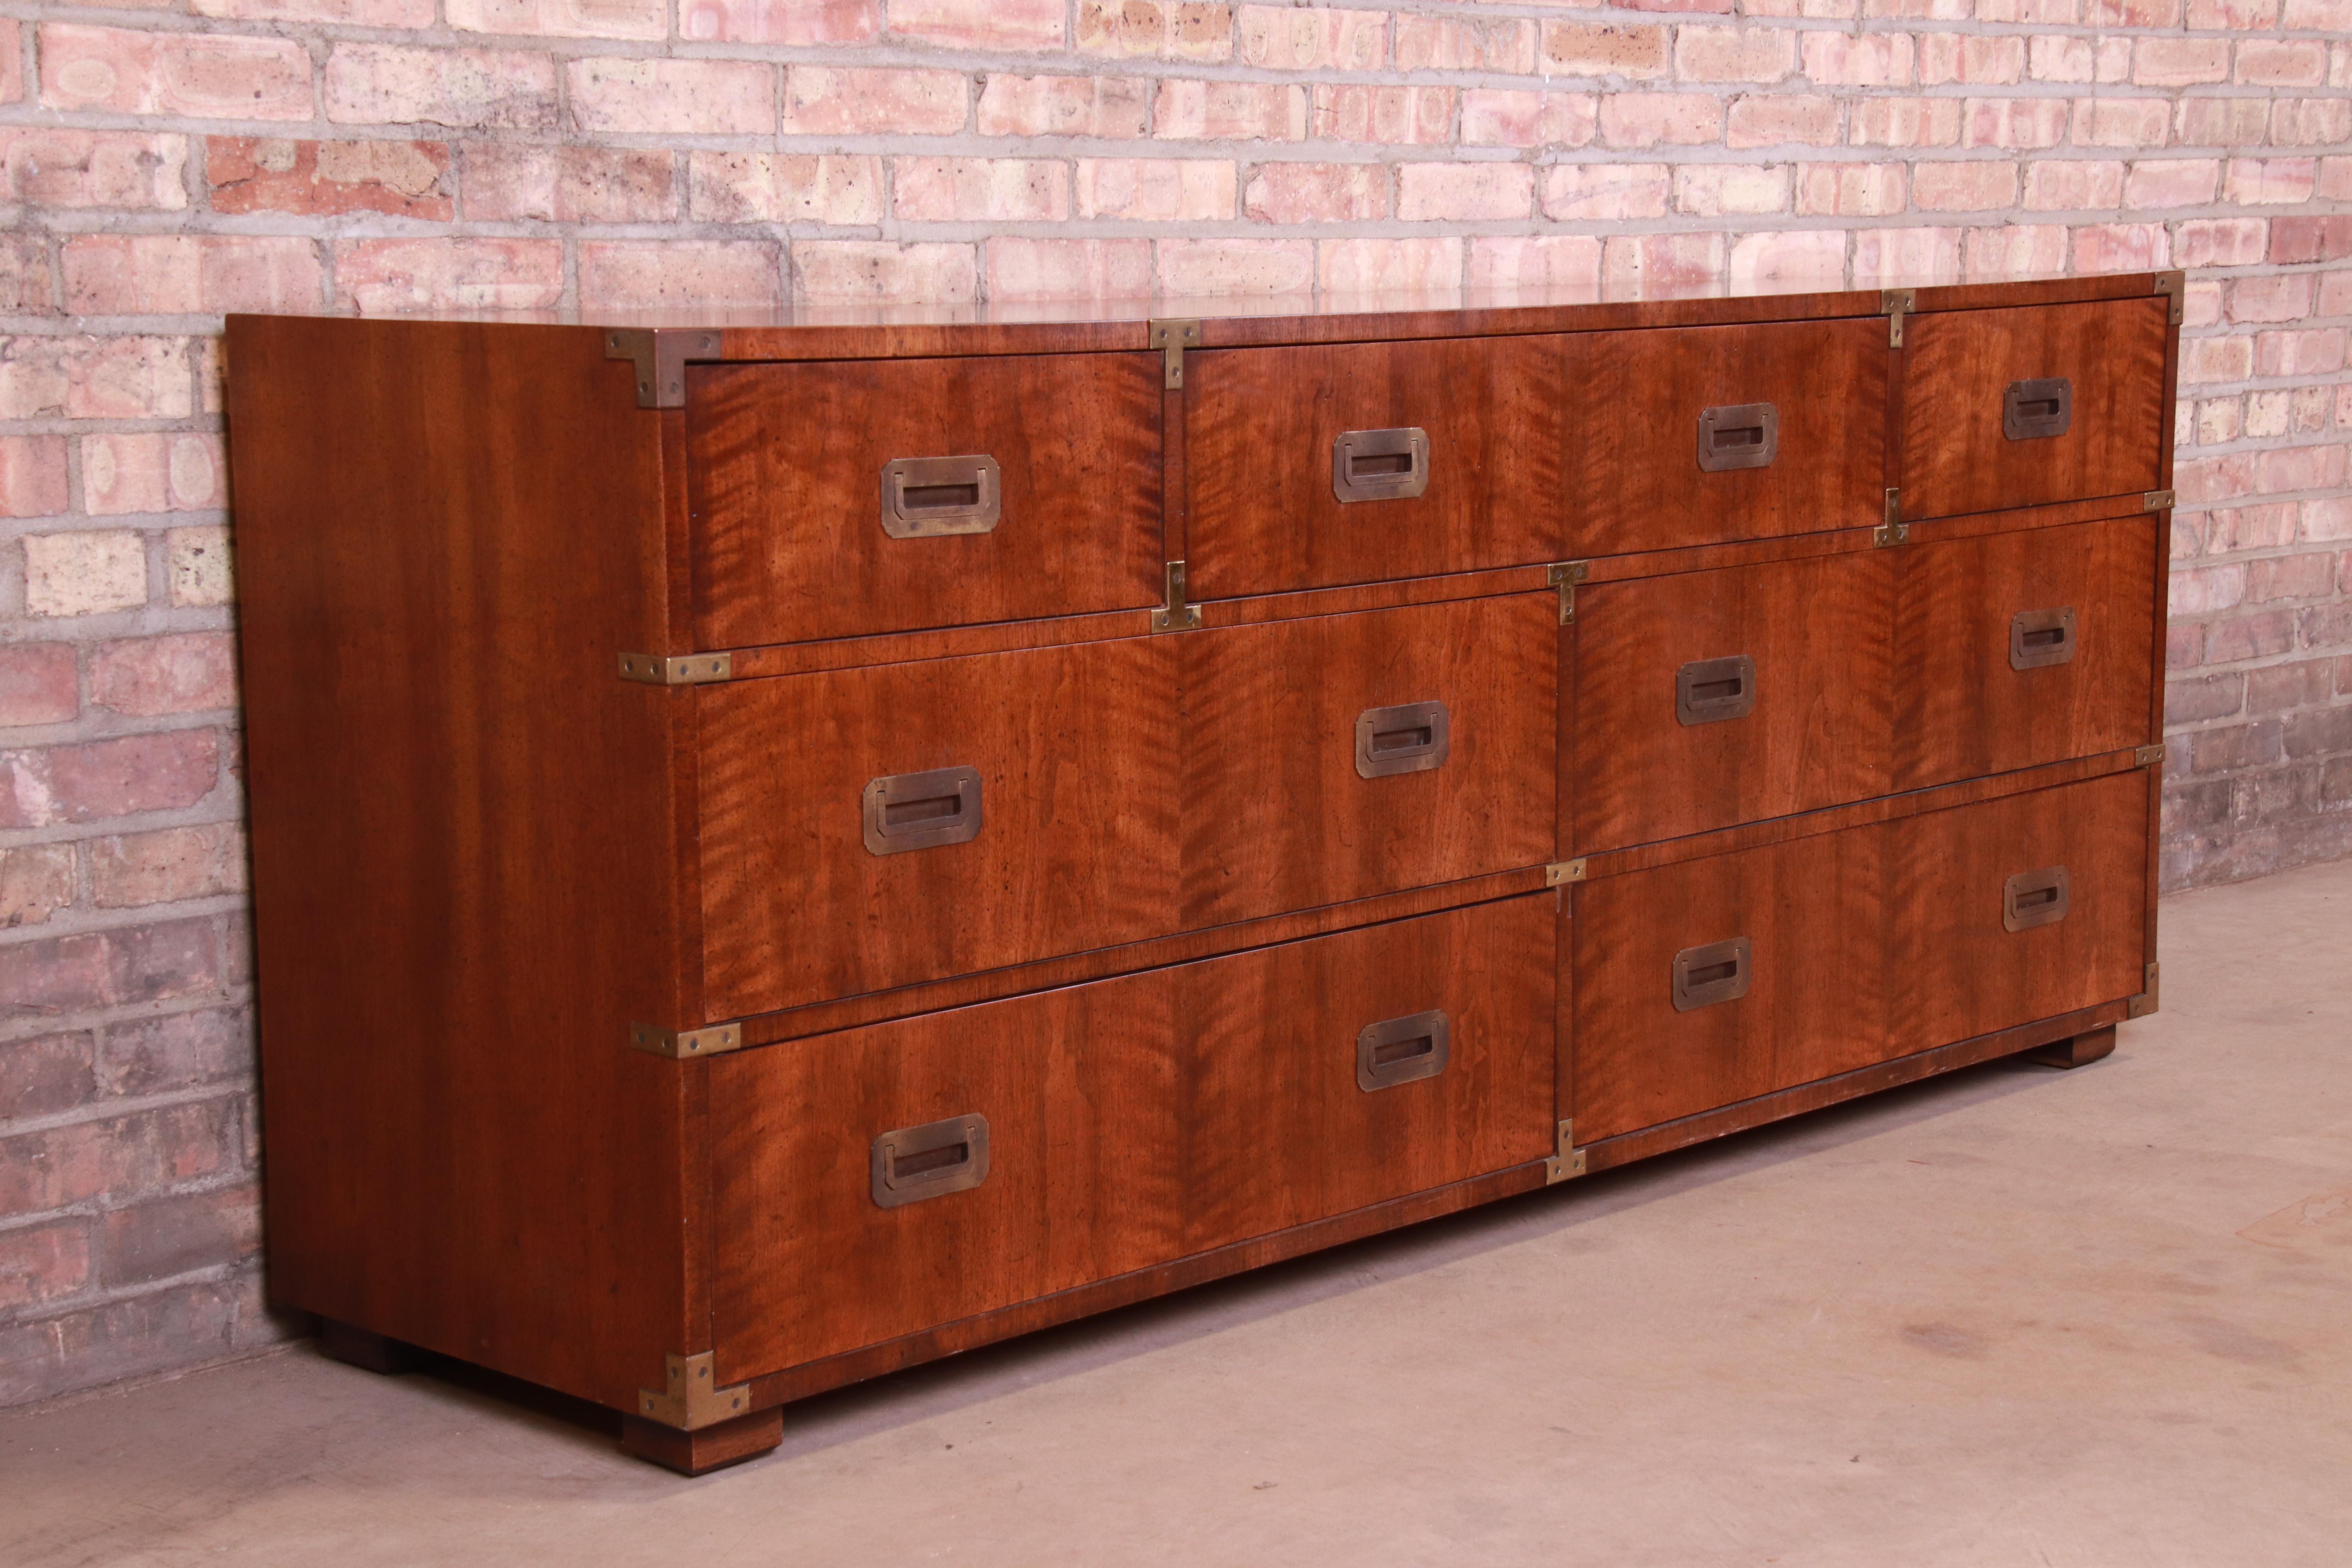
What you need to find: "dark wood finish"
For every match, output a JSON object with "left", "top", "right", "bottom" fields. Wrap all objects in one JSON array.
[
  {"left": 622, "top": 1409, "right": 784, "bottom": 1476},
  {"left": 2027, "top": 1025, "right": 2118, "bottom": 1069},
  {"left": 688, "top": 352, "right": 1163, "bottom": 648},
  {"left": 711, "top": 896, "right": 1553, "bottom": 1384},
  {"left": 1567, "top": 317, "right": 1889, "bottom": 557},
  {"left": 1901, "top": 298, "right": 2169, "bottom": 520},
  {"left": 229, "top": 318, "right": 697, "bottom": 1417},
  {"left": 1185, "top": 335, "right": 1566, "bottom": 598},
  {"left": 319, "top": 1319, "right": 411, "bottom": 1376},
  {"left": 697, "top": 637, "right": 1179, "bottom": 1019},
  {"left": 1181, "top": 594, "right": 1556, "bottom": 926},
  {"left": 1573, "top": 550, "right": 1893, "bottom": 851}
]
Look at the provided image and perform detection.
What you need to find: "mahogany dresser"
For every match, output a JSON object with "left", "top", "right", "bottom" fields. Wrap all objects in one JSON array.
[{"left": 227, "top": 270, "right": 2178, "bottom": 1474}]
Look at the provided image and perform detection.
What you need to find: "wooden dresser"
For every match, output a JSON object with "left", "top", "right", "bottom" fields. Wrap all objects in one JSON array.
[{"left": 227, "top": 272, "right": 2178, "bottom": 1474}]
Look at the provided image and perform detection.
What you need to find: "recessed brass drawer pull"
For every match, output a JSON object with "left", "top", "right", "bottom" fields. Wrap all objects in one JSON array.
[
  {"left": 1332, "top": 427, "right": 1430, "bottom": 502},
  {"left": 871, "top": 1114, "right": 990, "bottom": 1207},
  {"left": 861, "top": 765, "right": 983, "bottom": 855},
  {"left": 2002, "top": 866, "right": 2070, "bottom": 931},
  {"left": 880, "top": 455, "right": 1002, "bottom": 538},
  {"left": 2009, "top": 607, "right": 2078, "bottom": 670},
  {"left": 2002, "top": 378, "right": 2072, "bottom": 441},
  {"left": 1356, "top": 1009, "right": 1450, "bottom": 1091},
  {"left": 1672, "top": 936, "right": 1752, "bottom": 1011},
  {"left": 1354, "top": 699, "right": 1450, "bottom": 778},
  {"left": 1676, "top": 655, "right": 1757, "bottom": 726},
  {"left": 1697, "top": 402, "right": 1778, "bottom": 472}
]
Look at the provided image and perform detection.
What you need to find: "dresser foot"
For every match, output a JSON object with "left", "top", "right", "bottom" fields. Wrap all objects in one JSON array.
[
  {"left": 2025, "top": 1025, "right": 2116, "bottom": 1070},
  {"left": 622, "top": 1407, "right": 784, "bottom": 1476},
  {"left": 318, "top": 1319, "right": 414, "bottom": 1375}
]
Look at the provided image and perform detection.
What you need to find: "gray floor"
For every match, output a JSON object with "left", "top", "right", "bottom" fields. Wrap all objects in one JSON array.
[{"left": 5, "top": 857, "right": 2348, "bottom": 1567}]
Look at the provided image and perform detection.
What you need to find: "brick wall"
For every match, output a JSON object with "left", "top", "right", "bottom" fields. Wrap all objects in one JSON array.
[{"left": 2, "top": 0, "right": 2347, "bottom": 1407}]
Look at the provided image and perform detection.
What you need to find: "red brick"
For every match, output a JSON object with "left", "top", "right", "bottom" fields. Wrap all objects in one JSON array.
[
  {"left": 1963, "top": 98, "right": 2069, "bottom": 150},
  {"left": 2226, "top": 157, "right": 2317, "bottom": 205},
  {"left": 568, "top": 58, "right": 773, "bottom": 134},
  {"left": 102, "top": 1185, "right": 261, "bottom": 1287},
  {"left": 0, "top": 730, "right": 220, "bottom": 830},
  {"left": 105, "top": 918, "right": 222, "bottom": 1005},
  {"left": 895, "top": 158, "right": 1071, "bottom": 222},
  {"left": 2174, "top": 96, "right": 2270, "bottom": 148},
  {"left": 1601, "top": 232, "right": 1728, "bottom": 298},
  {"left": 2071, "top": 223, "right": 2167, "bottom": 272},
  {"left": 64, "top": 236, "right": 320, "bottom": 316},
  {"left": 1727, "top": 94, "right": 1842, "bottom": 148},
  {"left": 98, "top": 1008, "right": 252, "bottom": 1098},
  {"left": 1464, "top": 236, "right": 1603, "bottom": 294},
  {"left": 1236, "top": 5, "right": 1383, "bottom": 70},
  {"left": 2071, "top": 98, "right": 2171, "bottom": 148},
  {"left": 1243, "top": 162, "right": 1387, "bottom": 223},
  {"left": 2246, "top": 657, "right": 2336, "bottom": 713},
  {"left": 1076, "top": 0, "right": 1234, "bottom": 61},
  {"left": 790, "top": 242, "right": 978, "bottom": 305},
  {"left": 1599, "top": 93, "right": 1724, "bottom": 148},
  {"left": 1155, "top": 238, "right": 1315, "bottom": 296},
  {"left": 2269, "top": 216, "right": 2352, "bottom": 263},
  {"left": 2254, "top": 328, "right": 2347, "bottom": 379},
  {"left": 2205, "top": 504, "right": 2299, "bottom": 554},
  {"left": 680, "top": 0, "right": 878, "bottom": 43},
  {"left": 2237, "top": 40, "right": 2328, "bottom": 89},
  {"left": 208, "top": 137, "right": 452, "bottom": 220},
  {"left": 0, "top": 238, "right": 50, "bottom": 314},
  {"left": 578, "top": 242, "right": 783, "bottom": 311},
  {"left": 2176, "top": 219, "right": 2268, "bottom": 269},
  {"left": 462, "top": 143, "right": 674, "bottom": 223},
  {"left": 1539, "top": 22, "right": 1669, "bottom": 79},
  {"left": 1675, "top": 25, "right": 1797, "bottom": 83},
  {"left": 86, "top": 823, "right": 244, "bottom": 909},
  {"left": 1544, "top": 163, "right": 1671, "bottom": 221},
  {"left": 1071, "top": 158, "right": 1234, "bottom": 221},
  {"left": 334, "top": 238, "right": 563, "bottom": 311},
  {"left": 0, "top": 844, "right": 74, "bottom": 930},
  {"left": 0, "top": 1222, "right": 92, "bottom": 1312},
  {"left": 2165, "top": 621, "right": 2204, "bottom": 670},
  {"left": 0, "top": 644, "right": 78, "bottom": 727},
  {"left": 1460, "top": 89, "right": 1599, "bottom": 150},
  {"left": 1673, "top": 164, "right": 1791, "bottom": 216},
  {"left": 1802, "top": 32, "right": 1912, "bottom": 85},
  {"left": 0, "top": 1281, "right": 241, "bottom": 1408},
  {"left": 1318, "top": 238, "right": 1463, "bottom": 295},
  {"left": 39, "top": 25, "right": 312, "bottom": 121},
  {"left": 984, "top": 238, "right": 1153, "bottom": 302},
  {"left": 2132, "top": 37, "right": 2228, "bottom": 88},
  {"left": 2257, "top": 443, "right": 2347, "bottom": 494},
  {"left": 1310, "top": 85, "right": 1454, "bottom": 145},
  {"left": 0, "top": 131, "right": 189, "bottom": 211},
  {"left": 1850, "top": 96, "right": 1962, "bottom": 146},
  {"left": 1964, "top": 224, "right": 2069, "bottom": 279},
  {"left": 445, "top": 0, "right": 664, "bottom": 38},
  {"left": 2205, "top": 610, "right": 2298, "bottom": 662},
  {"left": 785, "top": 65, "right": 966, "bottom": 135},
  {"left": 0, "top": 1033, "right": 94, "bottom": 1122},
  {"left": 895, "top": 0, "right": 1065, "bottom": 50},
  {"left": 323, "top": 45, "right": 558, "bottom": 131},
  {"left": 688, "top": 153, "right": 881, "bottom": 225},
  {"left": 90, "top": 633, "right": 238, "bottom": 718},
  {"left": 985, "top": 74, "right": 1151, "bottom": 138},
  {"left": 1394, "top": 15, "right": 1533, "bottom": 73},
  {"left": 1853, "top": 226, "right": 1962, "bottom": 286},
  {"left": 1396, "top": 163, "right": 1533, "bottom": 222},
  {"left": 194, "top": 0, "right": 432, "bottom": 20},
  {"left": 1911, "top": 160, "right": 2019, "bottom": 210},
  {"left": 21, "top": 528, "right": 145, "bottom": 615},
  {"left": 2247, "top": 551, "right": 2339, "bottom": 604}
]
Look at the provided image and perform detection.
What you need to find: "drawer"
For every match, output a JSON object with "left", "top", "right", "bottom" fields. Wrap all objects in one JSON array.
[
  {"left": 709, "top": 895, "right": 1556, "bottom": 1380},
  {"left": 1184, "top": 336, "right": 1566, "bottom": 599},
  {"left": 687, "top": 352, "right": 1163, "bottom": 648},
  {"left": 697, "top": 638, "right": 1180, "bottom": 1018},
  {"left": 1564, "top": 316, "right": 1889, "bottom": 558},
  {"left": 1572, "top": 552, "right": 1895, "bottom": 852},
  {"left": 1572, "top": 771, "right": 2148, "bottom": 1143},
  {"left": 1900, "top": 300, "right": 2168, "bottom": 521},
  {"left": 1892, "top": 516, "right": 2159, "bottom": 788},
  {"left": 1181, "top": 594, "right": 1558, "bottom": 927}
]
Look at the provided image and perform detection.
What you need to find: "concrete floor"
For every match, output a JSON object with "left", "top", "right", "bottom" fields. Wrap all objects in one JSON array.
[{"left": 5, "top": 858, "right": 2348, "bottom": 1568}]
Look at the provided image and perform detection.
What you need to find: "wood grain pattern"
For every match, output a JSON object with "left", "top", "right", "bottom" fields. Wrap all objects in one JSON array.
[
  {"left": 227, "top": 317, "right": 697, "bottom": 1415},
  {"left": 688, "top": 352, "right": 1163, "bottom": 648},
  {"left": 1181, "top": 594, "right": 1557, "bottom": 927},
  {"left": 1892, "top": 515, "right": 2159, "bottom": 789},
  {"left": 1900, "top": 299, "right": 2169, "bottom": 520},
  {"left": 697, "top": 637, "right": 1180, "bottom": 1019},
  {"left": 1572, "top": 551, "right": 1894, "bottom": 852},
  {"left": 1185, "top": 335, "right": 1567, "bottom": 598},
  {"left": 1566, "top": 316, "right": 1889, "bottom": 557},
  {"left": 712, "top": 896, "right": 1554, "bottom": 1385}
]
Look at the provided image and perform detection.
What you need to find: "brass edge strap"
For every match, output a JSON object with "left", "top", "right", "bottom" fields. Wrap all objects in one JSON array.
[{"left": 603, "top": 328, "right": 722, "bottom": 410}]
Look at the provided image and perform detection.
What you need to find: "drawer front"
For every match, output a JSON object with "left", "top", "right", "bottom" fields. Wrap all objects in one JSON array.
[
  {"left": 710, "top": 895, "right": 1555, "bottom": 1380},
  {"left": 1185, "top": 336, "right": 1566, "bottom": 599},
  {"left": 1573, "top": 552, "right": 1895, "bottom": 852},
  {"left": 1573, "top": 772, "right": 2148, "bottom": 1143},
  {"left": 1900, "top": 300, "right": 2168, "bottom": 521},
  {"left": 1893, "top": 516, "right": 2160, "bottom": 788},
  {"left": 697, "top": 638, "right": 1180, "bottom": 1018},
  {"left": 1565, "top": 317, "right": 1889, "bottom": 558},
  {"left": 688, "top": 353, "right": 1163, "bottom": 648},
  {"left": 1182, "top": 594, "right": 1558, "bottom": 927}
]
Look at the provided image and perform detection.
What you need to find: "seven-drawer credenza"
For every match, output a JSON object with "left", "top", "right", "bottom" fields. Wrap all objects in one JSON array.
[{"left": 227, "top": 271, "right": 2178, "bottom": 1474}]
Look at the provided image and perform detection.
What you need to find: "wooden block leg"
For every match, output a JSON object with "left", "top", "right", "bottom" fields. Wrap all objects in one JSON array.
[
  {"left": 318, "top": 1318, "right": 414, "bottom": 1374},
  {"left": 622, "top": 1407, "right": 785, "bottom": 1476},
  {"left": 2025, "top": 1024, "right": 2117, "bottom": 1070}
]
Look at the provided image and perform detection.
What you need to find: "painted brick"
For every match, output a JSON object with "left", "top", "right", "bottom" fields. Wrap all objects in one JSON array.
[
  {"left": 579, "top": 242, "right": 782, "bottom": 310},
  {"left": 1538, "top": 24, "right": 1670, "bottom": 80},
  {"left": 81, "top": 434, "right": 227, "bottom": 517},
  {"left": 62, "top": 236, "right": 321, "bottom": 316},
  {"left": 1318, "top": 237, "right": 1463, "bottom": 294},
  {"left": 0, "top": 845, "right": 76, "bottom": 929},
  {"left": 447, "top": 0, "right": 666, "bottom": 40},
  {"left": 324, "top": 45, "right": 559, "bottom": 130},
  {"left": 463, "top": 144, "right": 675, "bottom": 223},
  {"left": 167, "top": 527, "right": 232, "bottom": 609},
  {"left": 0, "top": 645, "right": 78, "bottom": 729},
  {"left": 1075, "top": 158, "right": 1236, "bottom": 221},
  {"left": 569, "top": 59, "right": 774, "bottom": 135},
  {"left": 39, "top": 25, "right": 313, "bottom": 122},
  {"left": 334, "top": 238, "right": 563, "bottom": 310},
  {"left": 1076, "top": 2, "right": 1233, "bottom": 62},
  {"left": 88, "top": 822, "right": 248, "bottom": 908},
  {"left": 22, "top": 530, "right": 147, "bottom": 619},
  {"left": 0, "top": 438, "right": 70, "bottom": 521},
  {"left": 1673, "top": 163, "right": 1792, "bottom": 216},
  {"left": 791, "top": 242, "right": 977, "bottom": 305},
  {"left": 1156, "top": 238, "right": 1316, "bottom": 296},
  {"left": 0, "top": 1222, "right": 92, "bottom": 1312},
  {"left": 896, "top": 158, "right": 1071, "bottom": 223},
  {"left": 1242, "top": 161, "right": 1383, "bottom": 223},
  {"left": 893, "top": 0, "right": 1066, "bottom": 51},
  {"left": 1599, "top": 93, "right": 1725, "bottom": 148},
  {"left": 0, "top": 1033, "right": 93, "bottom": 1122},
  {"left": 1464, "top": 235, "right": 1603, "bottom": 292},
  {"left": 1797, "top": 162, "right": 1906, "bottom": 216},
  {"left": 0, "top": 132, "right": 189, "bottom": 210},
  {"left": 1151, "top": 78, "right": 1306, "bottom": 141},
  {"left": 1236, "top": 6, "right": 1384, "bottom": 71},
  {"left": 1542, "top": 163, "right": 1672, "bottom": 221},
  {"left": 982, "top": 75, "right": 1151, "bottom": 138},
  {"left": 1311, "top": 85, "right": 1454, "bottom": 145},
  {"left": 1396, "top": 162, "right": 1533, "bottom": 222},
  {"left": 984, "top": 238, "right": 1154, "bottom": 301},
  {"left": 682, "top": 0, "right": 878, "bottom": 42},
  {"left": 1911, "top": 160, "right": 2020, "bottom": 211},
  {"left": 688, "top": 153, "right": 882, "bottom": 225},
  {"left": 208, "top": 138, "right": 453, "bottom": 220},
  {"left": 1461, "top": 90, "right": 1599, "bottom": 150},
  {"left": 1726, "top": 94, "right": 1841, "bottom": 147},
  {"left": 1394, "top": 16, "right": 1534, "bottom": 74}
]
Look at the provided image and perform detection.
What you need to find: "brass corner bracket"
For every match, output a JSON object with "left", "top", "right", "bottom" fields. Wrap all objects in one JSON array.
[
  {"left": 1548, "top": 561, "right": 1588, "bottom": 625},
  {"left": 619, "top": 652, "right": 733, "bottom": 686},
  {"left": 637, "top": 1351, "right": 753, "bottom": 1430},
  {"left": 604, "top": 328, "right": 722, "bottom": 410},
  {"left": 1881, "top": 288, "right": 1916, "bottom": 349},
  {"left": 1148, "top": 318, "right": 1202, "bottom": 390},
  {"left": 2127, "top": 962, "right": 2160, "bottom": 1019},
  {"left": 1546, "top": 1119, "right": 1586, "bottom": 1184},
  {"left": 2153, "top": 271, "right": 2185, "bottom": 326},
  {"left": 2142, "top": 489, "right": 2176, "bottom": 512},
  {"left": 1152, "top": 560, "right": 1201, "bottom": 632},
  {"left": 628, "top": 1022, "right": 744, "bottom": 1059},
  {"left": 2134, "top": 743, "right": 2165, "bottom": 768}
]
